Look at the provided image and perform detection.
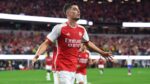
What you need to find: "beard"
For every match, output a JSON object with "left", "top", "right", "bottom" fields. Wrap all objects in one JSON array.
[{"left": 72, "top": 17, "right": 80, "bottom": 21}]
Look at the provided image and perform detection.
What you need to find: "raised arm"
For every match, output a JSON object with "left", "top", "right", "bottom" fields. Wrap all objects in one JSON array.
[
  {"left": 85, "top": 41, "right": 112, "bottom": 57},
  {"left": 32, "top": 24, "right": 61, "bottom": 64}
]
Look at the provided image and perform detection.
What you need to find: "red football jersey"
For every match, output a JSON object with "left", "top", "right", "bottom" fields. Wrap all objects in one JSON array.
[
  {"left": 47, "top": 22, "right": 89, "bottom": 72},
  {"left": 76, "top": 50, "right": 91, "bottom": 75},
  {"left": 99, "top": 59, "right": 105, "bottom": 65},
  {"left": 45, "top": 56, "right": 52, "bottom": 66}
]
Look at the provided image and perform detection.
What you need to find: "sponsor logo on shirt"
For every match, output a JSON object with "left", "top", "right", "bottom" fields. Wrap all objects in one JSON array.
[
  {"left": 66, "top": 32, "right": 70, "bottom": 36},
  {"left": 79, "top": 32, "right": 82, "bottom": 36},
  {"left": 65, "top": 38, "right": 81, "bottom": 48}
]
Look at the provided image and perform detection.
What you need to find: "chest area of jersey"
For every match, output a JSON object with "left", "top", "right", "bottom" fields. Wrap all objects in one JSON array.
[
  {"left": 59, "top": 28, "right": 84, "bottom": 48},
  {"left": 61, "top": 28, "right": 84, "bottom": 39}
]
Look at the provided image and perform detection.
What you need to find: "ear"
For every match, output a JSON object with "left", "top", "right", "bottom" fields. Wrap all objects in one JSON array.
[{"left": 66, "top": 9, "right": 70, "bottom": 16}]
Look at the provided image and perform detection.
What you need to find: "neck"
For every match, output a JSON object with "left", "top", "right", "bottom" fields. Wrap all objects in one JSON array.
[{"left": 68, "top": 19, "right": 77, "bottom": 28}]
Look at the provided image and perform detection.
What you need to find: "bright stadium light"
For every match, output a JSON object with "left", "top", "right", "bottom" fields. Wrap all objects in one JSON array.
[
  {"left": 88, "top": 21, "right": 93, "bottom": 26},
  {"left": 137, "top": 0, "right": 141, "bottom": 2},
  {"left": 123, "top": 22, "right": 150, "bottom": 27},
  {"left": 121, "top": 1, "right": 124, "bottom": 4},
  {"left": 0, "top": 13, "right": 88, "bottom": 25},
  {"left": 108, "top": 0, "right": 113, "bottom": 2},
  {"left": 98, "top": 1, "right": 102, "bottom": 4},
  {"left": 83, "top": 0, "right": 88, "bottom": 2}
]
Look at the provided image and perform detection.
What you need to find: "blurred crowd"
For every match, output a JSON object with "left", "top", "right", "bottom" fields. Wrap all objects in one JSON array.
[
  {"left": 0, "top": 0, "right": 149, "bottom": 22},
  {"left": 0, "top": 31, "right": 45, "bottom": 54},
  {"left": 90, "top": 35, "right": 150, "bottom": 55},
  {"left": 0, "top": 31, "right": 149, "bottom": 55},
  {"left": 0, "top": 31, "right": 150, "bottom": 70},
  {"left": 0, "top": 0, "right": 150, "bottom": 34}
]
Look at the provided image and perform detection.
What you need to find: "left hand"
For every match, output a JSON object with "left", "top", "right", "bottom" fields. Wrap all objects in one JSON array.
[
  {"left": 101, "top": 52, "right": 114, "bottom": 62},
  {"left": 101, "top": 52, "right": 112, "bottom": 57}
]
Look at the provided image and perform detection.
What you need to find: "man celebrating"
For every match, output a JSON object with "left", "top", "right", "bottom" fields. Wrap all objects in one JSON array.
[{"left": 32, "top": 3, "right": 112, "bottom": 84}]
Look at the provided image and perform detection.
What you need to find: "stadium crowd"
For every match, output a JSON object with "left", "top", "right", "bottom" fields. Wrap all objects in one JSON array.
[
  {"left": 0, "top": 31, "right": 149, "bottom": 55},
  {"left": 1, "top": 31, "right": 149, "bottom": 70},
  {"left": 0, "top": 0, "right": 149, "bottom": 22},
  {"left": 0, "top": 31, "right": 45, "bottom": 54}
]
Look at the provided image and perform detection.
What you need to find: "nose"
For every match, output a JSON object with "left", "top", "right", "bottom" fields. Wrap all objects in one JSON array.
[
  {"left": 77, "top": 8, "right": 80, "bottom": 13},
  {"left": 77, "top": 10, "right": 80, "bottom": 15}
]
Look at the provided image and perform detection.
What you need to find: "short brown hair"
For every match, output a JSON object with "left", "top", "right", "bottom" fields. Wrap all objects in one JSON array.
[{"left": 63, "top": 2, "right": 77, "bottom": 15}]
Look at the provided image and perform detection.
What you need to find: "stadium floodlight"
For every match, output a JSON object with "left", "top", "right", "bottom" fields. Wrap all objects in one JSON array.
[
  {"left": 88, "top": 21, "right": 93, "bottom": 26},
  {"left": 108, "top": 0, "right": 113, "bottom": 2},
  {"left": 83, "top": 0, "right": 88, "bottom": 2},
  {"left": 137, "top": 0, "right": 141, "bottom": 2},
  {"left": 98, "top": 1, "right": 102, "bottom": 4},
  {"left": 0, "top": 13, "right": 88, "bottom": 25},
  {"left": 123, "top": 22, "right": 150, "bottom": 28}
]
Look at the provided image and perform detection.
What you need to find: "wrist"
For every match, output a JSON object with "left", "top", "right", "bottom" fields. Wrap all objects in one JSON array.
[
  {"left": 35, "top": 55, "right": 39, "bottom": 59},
  {"left": 99, "top": 50, "right": 105, "bottom": 55}
]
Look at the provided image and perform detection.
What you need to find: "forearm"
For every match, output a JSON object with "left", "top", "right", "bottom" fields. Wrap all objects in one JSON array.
[
  {"left": 86, "top": 41, "right": 105, "bottom": 55},
  {"left": 35, "top": 40, "right": 50, "bottom": 56},
  {"left": 32, "top": 39, "right": 52, "bottom": 64}
]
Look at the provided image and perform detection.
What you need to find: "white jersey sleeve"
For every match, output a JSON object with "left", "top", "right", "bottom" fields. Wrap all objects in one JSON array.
[
  {"left": 82, "top": 28, "right": 89, "bottom": 42},
  {"left": 47, "top": 24, "right": 61, "bottom": 42}
]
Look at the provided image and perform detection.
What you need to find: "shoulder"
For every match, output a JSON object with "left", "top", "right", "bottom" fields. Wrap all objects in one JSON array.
[
  {"left": 54, "top": 23, "right": 67, "bottom": 29},
  {"left": 85, "top": 50, "right": 90, "bottom": 53},
  {"left": 77, "top": 25, "right": 88, "bottom": 34},
  {"left": 78, "top": 25, "right": 85, "bottom": 29}
]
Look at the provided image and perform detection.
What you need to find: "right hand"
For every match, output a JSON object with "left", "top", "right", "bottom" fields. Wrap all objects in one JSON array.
[
  {"left": 32, "top": 55, "right": 39, "bottom": 66},
  {"left": 32, "top": 58, "right": 37, "bottom": 66}
]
